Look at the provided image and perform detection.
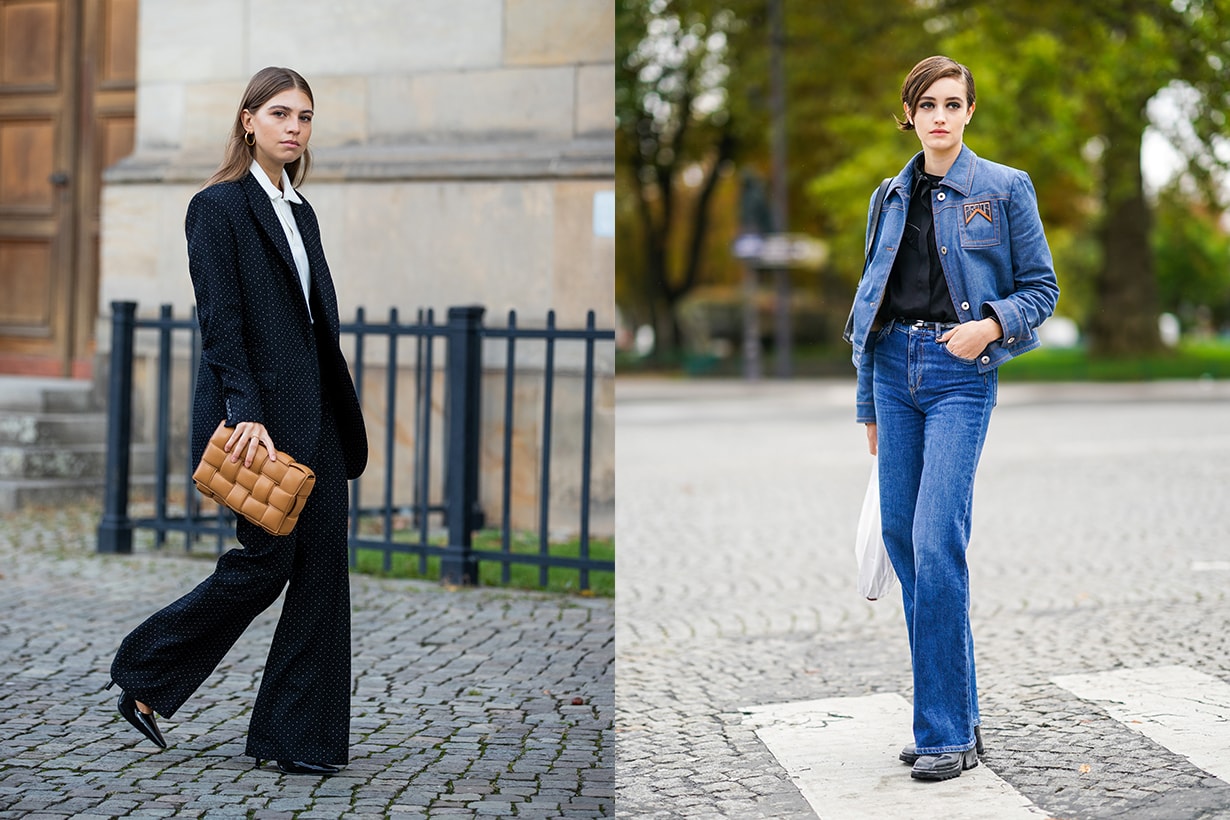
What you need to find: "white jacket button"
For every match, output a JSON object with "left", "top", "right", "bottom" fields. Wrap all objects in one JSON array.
[
  {"left": 980, "top": 355, "right": 990, "bottom": 365},
  {"left": 941, "top": 246, "right": 948, "bottom": 255},
  {"left": 961, "top": 301, "right": 970, "bottom": 310},
  {"left": 937, "top": 192, "right": 946, "bottom": 202},
  {"left": 1007, "top": 336, "right": 1016, "bottom": 344}
]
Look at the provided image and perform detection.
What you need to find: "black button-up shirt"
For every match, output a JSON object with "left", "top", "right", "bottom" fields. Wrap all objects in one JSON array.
[{"left": 879, "top": 159, "right": 958, "bottom": 323}]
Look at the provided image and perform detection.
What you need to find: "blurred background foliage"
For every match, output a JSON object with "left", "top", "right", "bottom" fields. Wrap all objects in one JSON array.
[{"left": 616, "top": 0, "right": 1230, "bottom": 370}]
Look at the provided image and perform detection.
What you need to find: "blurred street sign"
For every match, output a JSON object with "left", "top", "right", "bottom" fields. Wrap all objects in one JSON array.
[
  {"left": 759, "top": 233, "right": 827, "bottom": 269},
  {"left": 732, "top": 233, "right": 765, "bottom": 261},
  {"left": 732, "top": 233, "right": 827, "bottom": 271}
]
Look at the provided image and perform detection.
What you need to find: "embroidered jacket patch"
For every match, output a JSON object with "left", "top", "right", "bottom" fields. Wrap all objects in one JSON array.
[{"left": 964, "top": 201, "right": 993, "bottom": 225}]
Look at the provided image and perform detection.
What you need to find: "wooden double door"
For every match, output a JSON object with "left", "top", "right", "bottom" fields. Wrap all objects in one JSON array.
[{"left": 0, "top": 0, "right": 135, "bottom": 376}]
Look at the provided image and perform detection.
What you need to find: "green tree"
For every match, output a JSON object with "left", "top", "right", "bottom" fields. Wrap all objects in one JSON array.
[
  {"left": 617, "top": 0, "right": 921, "bottom": 359},
  {"left": 1153, "top": 185, "right": 1230, "bottom": 331},
  {"left": 616, "top": 0, "right": 745, "bottom": 357}
]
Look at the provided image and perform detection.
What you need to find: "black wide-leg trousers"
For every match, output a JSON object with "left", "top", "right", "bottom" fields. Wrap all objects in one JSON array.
[{"left": 111, "top": 402, "right": 351, "bottom": 764}]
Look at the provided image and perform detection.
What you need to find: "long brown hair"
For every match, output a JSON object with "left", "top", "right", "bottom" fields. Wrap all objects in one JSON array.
[{"left": 203, "top": 67, "right": 315, "bottom": 189}]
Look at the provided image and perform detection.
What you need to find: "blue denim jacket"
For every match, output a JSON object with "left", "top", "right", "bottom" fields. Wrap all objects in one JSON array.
[{"left": 848, "top": 146, "right": 1059, "bottom": 423}]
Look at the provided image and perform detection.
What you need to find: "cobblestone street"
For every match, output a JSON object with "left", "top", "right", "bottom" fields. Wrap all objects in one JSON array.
[
  {"left": 616, "top": 378, "right": 1230, "bottom": 819},
  {"left": 0, "top": 508, "right": 613, "bottom": 819}
]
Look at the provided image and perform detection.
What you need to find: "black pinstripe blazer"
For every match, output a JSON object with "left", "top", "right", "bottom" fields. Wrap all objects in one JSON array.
[{"left": 185, "top": 171, "right": 368, "bottom": 480}]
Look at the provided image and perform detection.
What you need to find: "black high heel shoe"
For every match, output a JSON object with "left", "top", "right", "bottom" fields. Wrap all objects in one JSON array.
[
  {"left": 254, "top": 757, "right": 341, "bottom": 776},
  {"left": 106, "top": 681, "right": 167, "bottom": 749}
]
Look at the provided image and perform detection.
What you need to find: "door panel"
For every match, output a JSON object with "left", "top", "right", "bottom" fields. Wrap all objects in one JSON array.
[
  {"left": 0, "top": 0, "right": 135, "bottom": 376},
  {"left": 0, "top": 0, "right": 73, "bottom": 374},
  {"left": 73, "top": 0, "right": 136, "bottom": 376},
  {"left": 99, "top": 116, "right": 134, "bottom": 168},
  {"left": 100, "top": 0, "right": 135, "bottom": 83},
  {"left": 0, "top": 239, "right": 51, "bottom": 327},
  {"left": 0, "top": 119, "right": 55, "bottom": 209},
  {"left": 1, "top": 1, "right": 58, "bottom": 87}
]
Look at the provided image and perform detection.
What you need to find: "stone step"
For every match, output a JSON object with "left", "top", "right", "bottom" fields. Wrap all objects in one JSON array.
[
  {"left": 0, "top": 474, "right": 160, "bottom": 514},
  {"left": 0, "top": 376, "right": 97, "bottom": 413},
  {"left": 0, "top": 477, "right": 103, "bottom": 512},
  {"left": 0, "top": 410, "right": 109, "bottom": 445},
  {"left": 0, "top": 443, "right": 155, "bottom": 480}
]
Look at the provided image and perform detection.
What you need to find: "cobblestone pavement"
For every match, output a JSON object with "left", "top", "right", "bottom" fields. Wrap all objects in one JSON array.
[
  {"left": 0, "top": 507, "right": 613, "bottom": 819},
  {"left": 616, "top": 377, "right": 1230, "bottom": 819}
]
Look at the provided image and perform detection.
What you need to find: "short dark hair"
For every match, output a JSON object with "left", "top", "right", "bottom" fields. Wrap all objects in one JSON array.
[{"left": 897, "top": 56, "right": 976, "bottom": 132}]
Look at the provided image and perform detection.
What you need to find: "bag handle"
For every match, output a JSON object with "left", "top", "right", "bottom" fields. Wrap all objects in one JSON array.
[
  {"left": 842, "top": 177, "right": 893, "bottom": 345},
  {"left": 864, "top": 177, "right": 892, "bottom": 261}
]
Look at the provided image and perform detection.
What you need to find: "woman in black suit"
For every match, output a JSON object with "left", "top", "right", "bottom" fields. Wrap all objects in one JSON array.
[{"left": 107, "top": 67, "right": 367, "bottom": 776}]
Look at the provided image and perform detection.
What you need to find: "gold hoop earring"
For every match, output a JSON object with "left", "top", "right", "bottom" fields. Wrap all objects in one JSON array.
[{"left": 244, "top": 132, "right": 255, "bottom": 147}]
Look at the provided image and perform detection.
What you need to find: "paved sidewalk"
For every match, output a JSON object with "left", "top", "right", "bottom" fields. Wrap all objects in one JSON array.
[
  {"left": 0, "top": 507, "right": 613, "bottom": 819},
  {"left": 616, "top": 377, "right": 1230, "bottom": 819}
]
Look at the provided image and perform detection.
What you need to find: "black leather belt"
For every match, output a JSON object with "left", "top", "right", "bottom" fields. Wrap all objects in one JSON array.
[{"left": 896, "top": 318, "right": 959, "bottom": 332}]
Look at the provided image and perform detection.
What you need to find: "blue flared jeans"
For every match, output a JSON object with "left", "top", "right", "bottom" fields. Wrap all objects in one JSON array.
[{"left": 873, "top": 320, "right": 997, "bottom": 755}]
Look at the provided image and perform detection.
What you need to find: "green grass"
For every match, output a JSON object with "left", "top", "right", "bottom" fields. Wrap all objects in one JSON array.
[
  {"left": 620, "top": 340, "right": 1230, "bottom": 382},
  {"left": 997, "top": 341, "right": 1230, "bottom": 381},
  {"left": 351, "top": 528, "right": 614, "bottom": 597}
]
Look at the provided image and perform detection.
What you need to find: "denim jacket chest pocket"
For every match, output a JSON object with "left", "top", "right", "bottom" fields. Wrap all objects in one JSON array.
[{"left": 956, "top": 196, "right": 1003, "bottom": 248}]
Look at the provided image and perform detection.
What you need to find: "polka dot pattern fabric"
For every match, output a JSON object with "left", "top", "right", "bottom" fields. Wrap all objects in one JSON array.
[
  {"left": 110, "top": 403, "right": 351, "bottom": 763},
  {"left": 110, "top": 171, "right": 366, "bottom": 765},
  {"left": 180, "top": 173, "right": 367, "bottom": 481}
]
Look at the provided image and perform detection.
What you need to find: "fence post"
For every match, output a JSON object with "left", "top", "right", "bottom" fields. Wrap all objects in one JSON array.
[
  {"left": 97, "top": 301, "right": 137, "bottom": 554},
  {"left": 442, "top": 305, "right": 485, "bottom": 585}
]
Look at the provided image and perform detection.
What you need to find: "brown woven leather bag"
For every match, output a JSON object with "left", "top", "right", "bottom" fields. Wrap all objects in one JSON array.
[{"left": 192, "top": 421, "right": 316, "bottom": 536}]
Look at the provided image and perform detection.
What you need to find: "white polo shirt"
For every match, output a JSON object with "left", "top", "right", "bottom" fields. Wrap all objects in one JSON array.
[{"left": 250, "top": 159, "right": 312, "bottom": 322}]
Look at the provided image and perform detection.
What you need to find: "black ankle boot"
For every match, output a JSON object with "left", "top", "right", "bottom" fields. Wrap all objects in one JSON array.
[
  {"left": 911, "top": 746, "right": 979, "bottom": 781},
  {"left": 899, "top": 725, "right": 983, "bottom": 765}
]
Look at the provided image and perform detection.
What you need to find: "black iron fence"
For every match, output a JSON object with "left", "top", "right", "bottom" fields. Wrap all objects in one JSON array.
[{"left": 96, "top": 301, "right": 614, "bottom": 591}]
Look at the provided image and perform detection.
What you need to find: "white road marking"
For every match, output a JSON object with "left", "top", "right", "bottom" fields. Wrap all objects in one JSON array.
[
  {"left": 1052, "top": 665, "right": 1230, "bottom": 783},
  {"left": 742, "top": 693, "right": 1048, "bottom": 819}
]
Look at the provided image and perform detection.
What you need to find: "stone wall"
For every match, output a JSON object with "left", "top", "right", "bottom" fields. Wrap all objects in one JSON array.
[
  {"left": 99, "top": 0, "right": 614, "bottom": 537},
  {"left": 100, "top": 177, "right": 614, "bottom": 334}
]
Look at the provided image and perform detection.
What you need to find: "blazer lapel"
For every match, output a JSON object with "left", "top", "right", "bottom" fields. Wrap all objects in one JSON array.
[
  {"left": 241, "top": 172, "right": 314, "bottom": 333},
  {"left": 292, "top": 197, "right": 341, "bottom": 337}
]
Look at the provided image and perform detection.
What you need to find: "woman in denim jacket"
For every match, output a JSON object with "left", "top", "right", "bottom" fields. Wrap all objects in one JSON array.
[{"left": 847, "top": 56, "right": 1059, "bottom": 781}]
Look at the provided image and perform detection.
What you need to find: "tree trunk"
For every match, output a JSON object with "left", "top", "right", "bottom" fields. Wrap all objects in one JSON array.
[
  {"left": 653, "top": 294, "right": 681, "bottom": 359},
  {"left": 1087, "top": 123, "right": 1162, "bottom": 357}
]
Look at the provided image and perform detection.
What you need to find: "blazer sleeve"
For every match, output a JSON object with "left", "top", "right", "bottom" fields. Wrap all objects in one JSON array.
[{"left": 186, "top": 189, "right": 265, "bottom": 426}]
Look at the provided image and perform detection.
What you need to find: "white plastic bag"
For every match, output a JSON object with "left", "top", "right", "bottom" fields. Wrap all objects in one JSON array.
[{"left": 856, "top": 457, "right": 897, "bottom": 600}]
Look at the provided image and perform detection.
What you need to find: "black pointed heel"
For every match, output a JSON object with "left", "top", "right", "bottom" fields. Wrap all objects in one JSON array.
[
  {"left": 275, "top": 760, "right": 341, "bottom": 776},
  {"left": 112, "top": 682, "right": 167, "bottom": 749}
]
